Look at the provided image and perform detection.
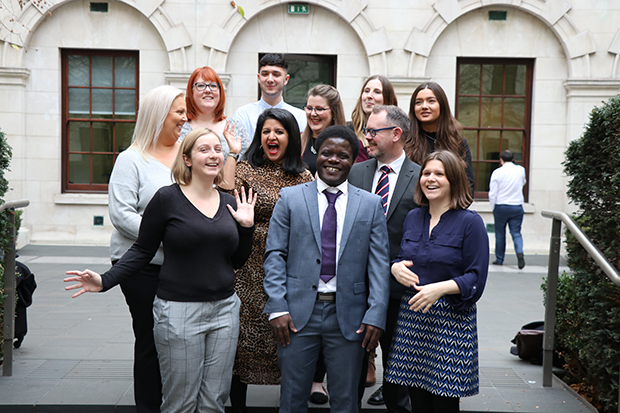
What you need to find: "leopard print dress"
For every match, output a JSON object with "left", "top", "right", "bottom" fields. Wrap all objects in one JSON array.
[{"left": 231, "top": 160, "right": 313, "bottom": 384}]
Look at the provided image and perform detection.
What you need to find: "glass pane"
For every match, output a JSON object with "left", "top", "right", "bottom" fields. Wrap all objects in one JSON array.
[
  {"left": 505, "top": 65, "right": 526, "bottom": 95},
  {"left": 92, "top": 89, "right": 113, "bottom": 119},
  {"left": 478, "top": 162, "right": 498, "bottom": 192},
  {"left": 92, "top": 56, "right": 113, "bottom": 87},
  {"left": 482, "top": 65, "right": 504, "bottom": 95},
  {"left": 115, "top": 56, "right": 136, "bottom": 87},
  {"left": 68, "top": 88, "right": 90, "bottom": 118},
  {"left": 284, "top": 60, "right": 332, "bottom": 110},
  {"left": 115, "top": 123, "right": 135, "bottom": 152},
  {"left": 459, "top": 64, "right": 480, "bottom": 95},
  {"left": 69, "top": 153, "right": 91, "bottom": 184},
  {"left": 480, "top": 97, "right": 503, "bottom": 128},
  {"left": 92, "top": 154, "right": 114, "bottom": 184},
  {"left": 457, "top": 97, "right": 479, "bottom": 128},
  {"left": 480, "top": 130, "right": 501, "bottom": 161},
  {"left": 463, "top": 129, "right": 478, "bottom": 161},
  {"left": 504, "top": 97, "right": 526, "bottom": 128},
  {"left": 92, "top": 122, "right": 113, "bottom": 152},
  {"left": 68, "top": 122, "right": 91, "bottom": 152},
  {"left": 115, "top": 89, "right": 136, "bottom": 117},
  {"left": 68, "top": 55, "right": 89, "bottom": 87},
  {"left": 502, "top": 131, "right": 524, "bottom": 159}
]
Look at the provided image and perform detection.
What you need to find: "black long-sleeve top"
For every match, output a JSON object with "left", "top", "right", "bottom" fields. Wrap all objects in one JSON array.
[{"left": 101, "top": 183, "right": 254, "bottom": 302}]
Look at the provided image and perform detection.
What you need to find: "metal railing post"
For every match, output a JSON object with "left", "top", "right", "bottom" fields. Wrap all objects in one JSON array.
[
  {"left": 1, "top": 199, "right": 29, "bottom": 377},
  {"left": 542, "top": 217, "right": 561, "bottom": 387}
]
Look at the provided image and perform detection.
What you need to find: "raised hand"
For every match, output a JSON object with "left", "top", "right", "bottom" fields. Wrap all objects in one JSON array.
[
  {"left": 227, "top": 186, "right": 257, "bottom": 228},
  {"left": 64, "top": 269, "right": 103, "bottom": 298},
  {"left": 222, "top": 121, "right": 242, "bottom": 156}
]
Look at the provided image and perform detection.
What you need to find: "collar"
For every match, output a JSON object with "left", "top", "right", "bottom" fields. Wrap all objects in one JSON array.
[
  {"left": 377, "top": 151, "right": 406, "bottom": 176},
  {"left": 316, "top": 178, "right": 349, "bottom": 196},
  {"left": 259, "top": 96, "right": 284, "bottom": 109}
]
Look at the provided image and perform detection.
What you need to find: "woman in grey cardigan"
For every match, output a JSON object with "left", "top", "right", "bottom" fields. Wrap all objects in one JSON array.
[{"left": 107, "top": 85, "right": 186, "bottom": 413}]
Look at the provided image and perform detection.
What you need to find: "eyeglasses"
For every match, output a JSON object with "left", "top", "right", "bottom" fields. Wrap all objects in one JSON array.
[
  {"left": 193, "top": 82, "right": 220, "bottom": 92},
  {"left": 363, "top": 126, "right": 396, "bottom": 137},
  {"left": 304, "top": 106, "right": 330, "bottom": 115}
]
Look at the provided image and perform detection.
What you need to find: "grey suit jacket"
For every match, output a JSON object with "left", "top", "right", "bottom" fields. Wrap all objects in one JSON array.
[
  {"left": 348, "top": 156, "right": 421, "bottom": 299},
  {"left": 263, "top": 180, "right": 390, "bottom": 341}
]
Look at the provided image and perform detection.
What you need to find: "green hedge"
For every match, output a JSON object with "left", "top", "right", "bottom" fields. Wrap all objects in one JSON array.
[
  {"left": 559, "top": 94, "right": 620, "bottom": 412},
  {"left": 0, "top": 128, "right": 14, "bottom": 361}
]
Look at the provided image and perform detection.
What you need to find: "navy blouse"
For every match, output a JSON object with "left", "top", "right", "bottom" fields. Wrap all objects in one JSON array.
[{"left": 394, "top": 207, "right": 489, "bottom": 311}]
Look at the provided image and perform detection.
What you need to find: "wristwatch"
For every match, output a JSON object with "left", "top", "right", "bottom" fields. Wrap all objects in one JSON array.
[{"left": 228, "top": 152, "right": 239, "bottom": 160}]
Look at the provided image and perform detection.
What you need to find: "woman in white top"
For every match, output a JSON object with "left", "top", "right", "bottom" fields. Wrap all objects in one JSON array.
[{"left": 108, "top": 85, "right": 186, "bottom": 413}]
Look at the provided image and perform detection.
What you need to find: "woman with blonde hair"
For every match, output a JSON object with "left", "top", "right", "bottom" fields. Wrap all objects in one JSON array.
[
  {"left": 108, "top": 84, "right": 186, "bottom": 412},
  {"left": 67, "top": 127, "right": 256, "bottom": 413},
  {"left": 350, "top": 75, "right": 398, "bottom": 162},
  {"left": 300, "top": 84, "right": 346, "bottom": 174}
]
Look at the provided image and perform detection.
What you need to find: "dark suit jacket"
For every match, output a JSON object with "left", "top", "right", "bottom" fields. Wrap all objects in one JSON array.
[{"left": 349, "top": 156, "right": 421, "bottom": 300}]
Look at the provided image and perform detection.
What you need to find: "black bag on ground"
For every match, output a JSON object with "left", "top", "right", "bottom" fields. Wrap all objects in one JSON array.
[{"left": 510, "top": 321, "right": 564, "bottom": 368}]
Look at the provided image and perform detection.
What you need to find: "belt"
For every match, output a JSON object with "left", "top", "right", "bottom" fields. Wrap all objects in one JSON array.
[{"left": 316, "top": 292, "right": 336, "bottom": 302}]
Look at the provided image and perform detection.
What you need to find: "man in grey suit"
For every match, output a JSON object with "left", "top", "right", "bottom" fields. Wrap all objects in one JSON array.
[
  {"left": 264, "top": 125, "right": 390, "bottom": 413},
  {"left": 348, "top": 105, "right": 420, "bottom": 413}
]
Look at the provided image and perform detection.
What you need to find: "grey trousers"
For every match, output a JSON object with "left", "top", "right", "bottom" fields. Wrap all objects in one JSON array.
[{"left": 153, "top": 294, "right": 240, "bottom": 413}]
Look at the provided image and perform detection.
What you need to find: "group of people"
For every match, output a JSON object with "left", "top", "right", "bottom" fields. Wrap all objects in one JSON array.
[{"left": 64, "top": 52, "right": 516, "bottom": 413}]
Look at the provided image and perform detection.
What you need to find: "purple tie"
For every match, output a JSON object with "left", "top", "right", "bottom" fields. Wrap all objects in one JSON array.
[
  {"left": 375, "top": 165, "right": 392, "bottom": 215},
  {"left": 320, "top": 190, "right": 342, "bottom": 284}
]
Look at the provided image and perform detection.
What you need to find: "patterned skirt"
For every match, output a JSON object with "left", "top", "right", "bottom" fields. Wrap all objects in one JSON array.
[{"left": 385, "top": 292, "right": 479, "bottom": 398}]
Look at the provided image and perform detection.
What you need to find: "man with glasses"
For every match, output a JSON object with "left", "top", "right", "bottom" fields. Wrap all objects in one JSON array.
[
  {"left": 233, "top": 53, "right": 306, "bottom": 139},
  {"left": 349, "top": 105, "right": 420, "bottom": 413}
]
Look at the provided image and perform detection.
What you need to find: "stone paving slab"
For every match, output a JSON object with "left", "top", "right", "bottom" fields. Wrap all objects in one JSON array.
[{"left": 0, "top": 246, "right": 594, "bottom": 413}]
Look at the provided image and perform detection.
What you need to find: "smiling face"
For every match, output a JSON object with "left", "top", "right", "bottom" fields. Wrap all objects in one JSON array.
[
  {"left": 261, "top": 118, "right": 289, "bottom": 164},
  {"left": 420, "top": 159, "right": 451, "bottom": 206},
  {"left": 414, "top": 88, "right": 441, "bottom": 131},
  {"left": 316, "top": 137, "right": 353, "bottom": 187},
  {"left": 258, "top": 65, "right": 289, "bottom": 100},
  {"left": 306, "top": 95, "right": 332, "bottom": 138},
  {"left": 183, "top": 133, "right": 224, "bottom": 181},
  {"left": 361, "top": 78, "right": 384, "bottom": 116},
  {"left": 192, "top": 76, "right": 220, "bottom": 115},
  {"left": 161, "top": 96, "right": 187, "bottom": 144},
  {"left": 365, "top": 110, "right": 398, "bottom": 163}
]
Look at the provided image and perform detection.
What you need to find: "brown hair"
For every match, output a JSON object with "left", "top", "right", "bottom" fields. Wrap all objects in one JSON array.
[
  {"left": 171, "top": 128, "right": 225, "bottom": 186},
  {"left": 405, "top": 82, "right": 466, "bottom": 164},
  {"left": 414, "top": 150, "right": 472, "bottom": 209},
  {"left": 186, "top": 67, "right": 226, "bottom": 122},
  {"left": 350, "top": 75, "right": 397, "bottom": 146},
  {"left": 301, "top": 84, "right": 346, "bottom": 151}
]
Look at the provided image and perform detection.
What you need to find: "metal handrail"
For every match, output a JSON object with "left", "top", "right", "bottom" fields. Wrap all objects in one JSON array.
[
  {"left": 541, "top": 209, "right": 620, "bottom": 413},
  {"left": 1, "top": 199, "right": 29, "bottom": 377}
]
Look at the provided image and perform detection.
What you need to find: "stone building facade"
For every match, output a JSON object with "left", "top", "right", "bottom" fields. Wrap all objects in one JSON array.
[{"left": 1, "top": 0, "right": 619, "bottom": 252}]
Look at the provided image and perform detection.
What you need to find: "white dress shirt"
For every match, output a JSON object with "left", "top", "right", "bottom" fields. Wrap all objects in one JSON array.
[
  {"left": 371, "top": 151, "right": 406, "bottom": 213},
  {"left": 232, "top": 97, "right": 307, "bottom": 139},
  {"left": 489, "top": 161, "right": 526, "bottom": 209}
]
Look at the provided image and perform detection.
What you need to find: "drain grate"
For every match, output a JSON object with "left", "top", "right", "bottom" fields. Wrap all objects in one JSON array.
[
  {"left": 479, "top": 367, "right": 530, "bottom": 389},
  {"left": 26, "top": 360, "right": 132, "bottom": 380}
]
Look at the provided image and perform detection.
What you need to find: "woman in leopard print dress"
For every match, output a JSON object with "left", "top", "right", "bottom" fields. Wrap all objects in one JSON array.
[{"left": 220, "top": 108, "right": 313, "bottom": 412}]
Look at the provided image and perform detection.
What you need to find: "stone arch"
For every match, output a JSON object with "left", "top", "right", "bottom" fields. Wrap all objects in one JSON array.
[
  {"left": 2, "top": 0, "right": 192, "bottom": 70},
  {"left": 201, "top": 0, "right": 392, "bottom": 75},
  {"left": 403, "top": 0, "right": 597, "bottom": 79}
]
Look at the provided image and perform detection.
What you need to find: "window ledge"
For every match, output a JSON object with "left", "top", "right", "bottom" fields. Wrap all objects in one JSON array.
[
  {"left": 55, "top": 193, "right": 108, "bottom": 206},
  {"left": 472, "top": 201, "right": 535, "bottom": 214}
]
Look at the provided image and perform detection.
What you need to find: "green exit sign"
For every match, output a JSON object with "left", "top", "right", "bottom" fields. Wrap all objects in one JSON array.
[{"left": 288, "top": 4, "right": 309, "bottom": 14}]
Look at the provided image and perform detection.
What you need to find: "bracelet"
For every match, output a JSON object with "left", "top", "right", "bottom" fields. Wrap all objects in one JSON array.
[{"left": 228, "top": 152, "right": 239, "bottom": 160}]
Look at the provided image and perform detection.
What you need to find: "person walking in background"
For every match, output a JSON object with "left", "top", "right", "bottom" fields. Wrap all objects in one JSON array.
[
  {"left": 233, "top": 53, "right": 306, "bottom": 139},
  {"left": 219, "top": 108, "right": 313, "bottom": 413},
  {"left": 301, "top": 84, "right": 347, "bottom": 176},
  {"left": 349, "top": 75, "right": 398, "bottom": 162},
  {"left": 489, "top": 149, "right": 526, "bottom": 269},
  {"left": 180, "top": 66, "right": 251, "bottom": 160},
  {"left": 385, "top": 150, "right": 488, "bottom": 413},
  {"left": 348, "top": 105, "right": 419, "bottom": 412},
  {"left": 264, "top": 125, "right": 390, "bottom": 413},
  {"left": 107, "top": 84, "right": 186, "bottom": 413},
  {"left": 404, "top": 82, "right": 475, "bottom": 194},
  {"left": 66, "top": 128, "right": 256, "bottom": 413}
]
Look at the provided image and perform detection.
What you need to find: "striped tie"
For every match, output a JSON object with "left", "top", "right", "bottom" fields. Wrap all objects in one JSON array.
[{"left": 375, "top": 165, "right": 392, "bottom": 215}]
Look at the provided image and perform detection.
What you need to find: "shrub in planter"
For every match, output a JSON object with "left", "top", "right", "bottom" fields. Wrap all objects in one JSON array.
[
  {"left": 0, "top": 128, "right": 14, "bottom": 360},
  {"left": 560, "top": 94, "right": 620, "bottom": 412}
]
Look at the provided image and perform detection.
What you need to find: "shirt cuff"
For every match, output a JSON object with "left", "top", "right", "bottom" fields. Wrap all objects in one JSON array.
[{"left": 269, "top": 311, "right": 289, "bottom": 321}]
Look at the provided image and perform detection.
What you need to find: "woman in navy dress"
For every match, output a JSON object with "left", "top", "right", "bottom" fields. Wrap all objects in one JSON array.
[{"left": 385, "top": 150, "right": 489, "bottom": 413}]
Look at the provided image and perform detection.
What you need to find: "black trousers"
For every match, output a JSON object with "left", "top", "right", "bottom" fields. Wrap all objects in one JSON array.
[
  {"left": 118, "top": 262, "right": 162, "bottom": 413},
  {"left": 409, "top": 387, "right": 459, "bottom": 413}
]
